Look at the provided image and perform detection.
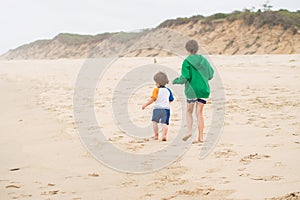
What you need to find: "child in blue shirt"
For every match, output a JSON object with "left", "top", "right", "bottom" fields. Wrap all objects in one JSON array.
[{"left": 142, "top": 72, "right": 174, "bottom": 141}]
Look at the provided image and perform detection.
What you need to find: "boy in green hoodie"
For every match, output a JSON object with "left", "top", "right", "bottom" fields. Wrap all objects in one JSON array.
[{"left": 173, "top": 40, "right": 214, "bottom": 143}]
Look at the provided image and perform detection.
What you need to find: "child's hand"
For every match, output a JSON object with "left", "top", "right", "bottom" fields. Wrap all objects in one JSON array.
[{"left": 142, "top": 98, "right": 154, "bottom": 110}]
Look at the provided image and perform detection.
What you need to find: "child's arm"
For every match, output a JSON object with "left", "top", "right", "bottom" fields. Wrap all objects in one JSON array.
[
  {"left": 142, "top": 88, "right": 158, "bottom": 110},
  {"left": 167, "top": 88, "right": 174, "bottom": 103},
  {"left": 142, "top": 98, "right": 154, "bottom": 110},
  {"left": 173, "top": 60, "right": 190, "bottom": 84}
]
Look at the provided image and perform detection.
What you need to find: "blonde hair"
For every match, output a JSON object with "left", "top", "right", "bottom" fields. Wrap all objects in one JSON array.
[
  {"left": 185, "top": 39, "right": 199, "bottom": 54},
  {"left": 154, "top": 71, "right": 169, "bottom": 86}
]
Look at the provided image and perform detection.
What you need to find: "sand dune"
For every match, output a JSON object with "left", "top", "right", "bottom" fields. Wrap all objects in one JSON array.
[{"left": 0, "top": 55, "right": 299, "bottom": 199}]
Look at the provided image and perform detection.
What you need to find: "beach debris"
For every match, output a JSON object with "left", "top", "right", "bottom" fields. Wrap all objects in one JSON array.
[
  {"left": 88, "top": 173, "right": 100, "bottom": 177},
  {"left": 9, "top": 168, "right": 20, "bottom": 171}
]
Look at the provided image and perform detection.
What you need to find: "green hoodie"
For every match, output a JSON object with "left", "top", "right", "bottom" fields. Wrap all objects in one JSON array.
[{"left": 173, "top": 54, "right": 214, "bottom": 99}]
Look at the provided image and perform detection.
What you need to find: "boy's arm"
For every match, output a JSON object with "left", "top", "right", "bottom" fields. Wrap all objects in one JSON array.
[
  {"left": 142, "top": 88, "right": 158, "bottom": 110},
  {"left": 173, "top": 60, "right": 190, "bottom": 84},
  {"left": 142, "top": 98, "right": 155, "bottom": 110},
  {"left": 167, "top": 88, "right": 174, "bottom": 103}
]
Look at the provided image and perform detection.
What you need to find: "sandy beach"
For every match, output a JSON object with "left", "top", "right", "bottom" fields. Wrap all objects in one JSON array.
[{"left": 0, "top": 55, "right": 299, "bottom": 199}]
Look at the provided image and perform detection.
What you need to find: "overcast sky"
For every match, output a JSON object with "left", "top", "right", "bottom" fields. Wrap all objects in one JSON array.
[{"left": 0, "top": 0, "right": 299, "bottom": 55}]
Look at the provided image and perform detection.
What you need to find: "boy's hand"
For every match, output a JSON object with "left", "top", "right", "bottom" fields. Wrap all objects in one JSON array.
[{"left": 142, "top": 98, "right": 154, "bottom": 110}]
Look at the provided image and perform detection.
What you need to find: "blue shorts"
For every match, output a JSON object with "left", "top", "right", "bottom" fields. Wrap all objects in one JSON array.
[
  {"left": 187, "top": 98, "right": 207, "bottom": 104},
  {"left": 152, "top": 109, "right": 170, "bottom": 125}
]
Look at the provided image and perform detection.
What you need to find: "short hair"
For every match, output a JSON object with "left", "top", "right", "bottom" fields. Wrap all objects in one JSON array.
[
  {"left": 185, "top": 39, "right": 199, "bottom": 54},
  {"left": 153, "top": 71, "right": 169, "bottom": 86}
]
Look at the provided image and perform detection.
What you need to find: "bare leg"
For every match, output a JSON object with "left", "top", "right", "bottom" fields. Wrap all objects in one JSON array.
[
  {"left": 153, "top": 122, "right": 158, "bottom": 140},
  {"left": 161, "top": 124, "right": 168, "bottom": 141},
  {"left": 183, "top": 103, "right": 194, "bottom": 141},
  {"left": 195, "top": 102, "right": 204, "bottom": 142}
]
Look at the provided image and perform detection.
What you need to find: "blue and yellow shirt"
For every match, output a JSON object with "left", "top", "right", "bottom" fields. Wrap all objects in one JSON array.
[{"left": 151, "top": 86, "right": 174, "bottom": 109}]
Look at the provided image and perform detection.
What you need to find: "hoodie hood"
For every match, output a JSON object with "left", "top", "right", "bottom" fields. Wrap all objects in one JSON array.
[{"left": 186, "top": 54, "right": 204, "bottom": 70}]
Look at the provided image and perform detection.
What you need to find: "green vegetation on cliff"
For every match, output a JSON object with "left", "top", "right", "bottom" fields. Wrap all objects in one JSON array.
[{"left": 159, "top": 9, "right": 300, "bottom": 32}]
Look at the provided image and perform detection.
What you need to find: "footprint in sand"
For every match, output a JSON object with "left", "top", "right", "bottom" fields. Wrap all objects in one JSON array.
[
  {"left": 144, "top": 193, "right": 154, "bottom": 198},
  {"left": 240, "top": 153, "right": 270, "bottom": 165},
  {"left": 219, "top": 177, "right": 231, "bottom": 184},
  {"left": 126, "top": 145, "right": 143, "bottom": 152},
  {"left": 265, "top": 192, "right": 300, "bottom": 200},
  {"left": 177, "top": 188, "right": 213, "bottom": 196},
  {"left": 251, "top": 175, "right": 282, "bottom": 181},
  {"left": 88, "top": 173, "right": 100, "bottom": 177},
  {"left": 266, "top": 134, "right": 274, "bottom": 137},
  {"left": 218, "top": 143, "right": 234, "bottom": 147},
  {"left": 120, "top": 181, "right": 138, "bottom": 187},
  {"left": 40, "top": 190, "right": 59, "bottom": 195},
  {"left": 214, "top": 149, "right": 237, "bottom": 159},
  {"left": 9, "top": 194, "right": 33, "bottom": 199},
  {"left": 237, "top": 167, "right": 246, "bottom": 171},
  {"left": 5, "top": 184, "right": 21, "bottom": 189},
  {"left": 162, "top": 187, "right": 215, "bottom": 200},
  {"left": 239, "top": 173, "right": 251, "bottom": 177},
  {"left": 264, "top": 143, "right": 282, "bottom": 148},
  {"left": 39, "top": 183, "right": 56, "bottom": 189},
  {"left": 129, "top": 139, "right": 149, "bottom": 143},
  {"left": 206, "top": 168, "right": 220, "bottom": 173}
]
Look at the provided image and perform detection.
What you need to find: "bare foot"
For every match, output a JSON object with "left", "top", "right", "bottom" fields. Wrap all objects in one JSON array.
[
  {"left": 192, "top": 140, "right": 203, "bottom": 144},
  {"left": 182, "top": 134, "right": 192, "bottom": 141},
  {"left": 153, "top": 134, "right": 158, "bottom": 140}
]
